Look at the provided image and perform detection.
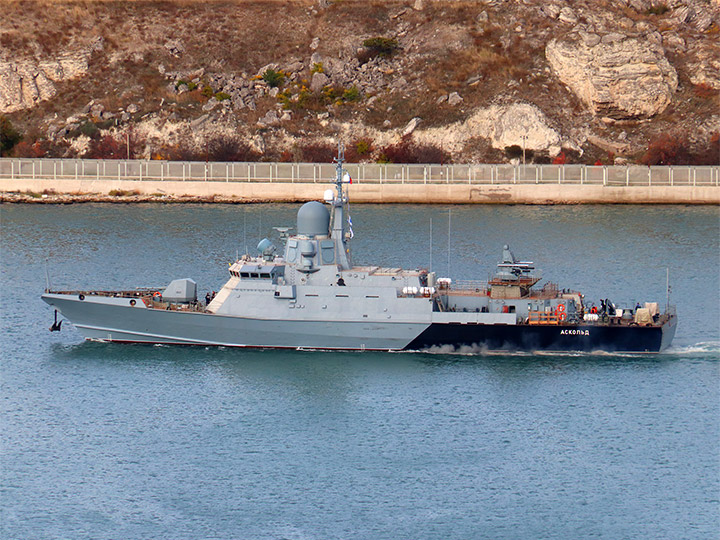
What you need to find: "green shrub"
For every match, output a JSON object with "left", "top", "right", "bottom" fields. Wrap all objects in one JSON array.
[
  {"left": 201, "top": 86, "right": 214, "bottom": 98},
  {"left": 344, "top": 138, "right": 374, "bottom": 162},
  {"left": 322, "top": 85, "right": 342, "bottom": 102},
  {"left": 343, "top": 85, "right": 360, "bottom": 102},
  {"left": 0, "top": 115, "right": 21, "bottom": 156},
  {"left": 262, "top": 69, "right": 285, "bottom": 88},
  {"left": 362, "top": 37, "right": 399, "bottom": 58},
  {"left": 296, "top": 87, "right": 311, "bottom": 109},
  {"left": 215, "top": 92, "right": 231, "bottom": 101},
  {"left": 277, "top": 88, "right": 293, "bottom": 109},
  {"left": 356, "top": 139, "right": 371, "bottom": 155},
  {"left": 646, "top": 4, "right": 669, "bottom": 15},
  {"left": 311, "top": 62, "right": 324, "bottom": 74},
  {"left": 79, "top": 121, "right": 100, "bottom": 139},
  {"left": 175, "top": 80, "right": 198, "bottom": 91}
]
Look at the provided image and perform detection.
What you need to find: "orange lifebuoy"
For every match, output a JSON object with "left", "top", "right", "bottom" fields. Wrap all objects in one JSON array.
[
  {"left": 558, "top": 312, "right": 567, "bottom": 321},
  {"left": 556, "top": 304, "right": 566, "bottom": 313},
  {"left": 591, "top": 306, "right": 597, "bottom": 314}
]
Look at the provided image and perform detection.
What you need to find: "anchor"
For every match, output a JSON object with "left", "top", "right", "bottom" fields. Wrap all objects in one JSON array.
[{"left": 49, "top": 310, "right": 63, "bottom": 332}]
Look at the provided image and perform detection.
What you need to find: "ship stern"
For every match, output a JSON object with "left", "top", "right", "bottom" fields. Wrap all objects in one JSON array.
[{"left": 659, "top": 309, "right": 678, "bottom": 352}]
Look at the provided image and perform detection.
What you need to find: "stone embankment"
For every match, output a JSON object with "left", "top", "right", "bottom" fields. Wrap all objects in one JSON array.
[{"left": 2, "top": 179, "right": 718, "bottom": 205}]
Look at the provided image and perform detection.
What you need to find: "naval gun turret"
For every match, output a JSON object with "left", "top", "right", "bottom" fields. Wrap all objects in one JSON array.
[{"left": 257, "top": 238, "right": 277, "bottom": 262}]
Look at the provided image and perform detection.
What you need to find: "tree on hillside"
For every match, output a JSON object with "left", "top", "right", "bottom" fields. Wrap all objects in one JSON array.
[{"left": 0, "top": 116, "right": 21, "bottom": 156}]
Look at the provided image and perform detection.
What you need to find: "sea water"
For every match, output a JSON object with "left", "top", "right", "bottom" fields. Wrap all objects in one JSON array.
[{"left": 1, "top": 203, "right": 718, "bottom": 539}]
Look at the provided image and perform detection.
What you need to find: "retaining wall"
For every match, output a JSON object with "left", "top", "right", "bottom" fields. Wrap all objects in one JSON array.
[{"left": 3, "top": 178, "right": 718, "bottom": 204}]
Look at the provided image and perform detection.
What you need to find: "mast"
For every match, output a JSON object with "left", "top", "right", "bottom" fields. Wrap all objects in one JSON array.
[{"left": 331, "top": 142, "right": 352, "bottom": 270}]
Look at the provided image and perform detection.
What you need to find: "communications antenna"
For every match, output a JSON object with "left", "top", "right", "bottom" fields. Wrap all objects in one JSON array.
[
  {"left": 447, "top": 209, "right": 452, "bottom": 278},
  {"left": 429, "top": 218, "right": 433, "bottom": 272}
]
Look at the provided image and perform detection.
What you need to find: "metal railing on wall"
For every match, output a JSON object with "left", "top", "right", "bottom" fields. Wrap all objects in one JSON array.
[{"left": 1, "top": 158, "right": 718, "bottom": 187}]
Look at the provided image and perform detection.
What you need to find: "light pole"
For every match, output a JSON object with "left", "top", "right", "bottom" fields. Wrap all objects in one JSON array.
[{"left": 520, "top": 135, "right": 528, "bottom": 180}]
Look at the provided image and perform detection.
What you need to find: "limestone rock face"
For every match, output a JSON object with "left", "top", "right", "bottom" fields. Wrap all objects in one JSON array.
[
  {"left": 546, "top": 36, "right": 678, "bottom": 120},
  {"left": 415, "top": 103, "right": 561, "bottom": 155},
  {"left": 687, "top": 43, "right": 720, "bottom": 90},
  {"left": 0, "top": 53, "right": 89, "bottom": 113},
  {"left": 488, "top": 104, "right": 561, "bottom": 153}
]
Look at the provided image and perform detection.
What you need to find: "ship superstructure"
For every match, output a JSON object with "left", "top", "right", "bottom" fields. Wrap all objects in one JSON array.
[{"left": 42, "top": 145, "right": 677, "bottom": 353}]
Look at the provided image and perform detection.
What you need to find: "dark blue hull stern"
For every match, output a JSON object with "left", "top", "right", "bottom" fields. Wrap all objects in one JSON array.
[{"left": 404, "top": 322, "right": 673, "bottom": 353}]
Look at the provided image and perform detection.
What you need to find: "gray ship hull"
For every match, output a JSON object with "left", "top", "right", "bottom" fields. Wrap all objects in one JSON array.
[
  {"left": 42, "top": 293, "right": 428, "bottom": 350},
  {"left": 43, "top": 293, "right": 676, "bottom": 353}
]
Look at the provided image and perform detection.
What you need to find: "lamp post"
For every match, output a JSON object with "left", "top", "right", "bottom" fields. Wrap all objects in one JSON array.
[{"left": 520, "top": 135, "right": 528, "bottom": 180}]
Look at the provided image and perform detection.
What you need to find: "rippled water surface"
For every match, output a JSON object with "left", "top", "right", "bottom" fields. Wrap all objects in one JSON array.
[{"left": 1, "top": 203, "right": 719, "bottom": 540}]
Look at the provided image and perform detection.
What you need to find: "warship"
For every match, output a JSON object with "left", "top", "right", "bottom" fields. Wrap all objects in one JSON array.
[{"left": 43, "top": 145, "right": 677, "bottom": 353}]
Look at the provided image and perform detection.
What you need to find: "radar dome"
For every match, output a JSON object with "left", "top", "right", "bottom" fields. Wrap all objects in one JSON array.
[{"left": 297, "top": 201, "right": 330, "bottom": 237}]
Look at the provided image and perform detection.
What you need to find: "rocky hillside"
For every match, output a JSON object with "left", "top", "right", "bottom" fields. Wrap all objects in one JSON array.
[{"left": 1, "top": 0, "right": 718, "bottom": 165}]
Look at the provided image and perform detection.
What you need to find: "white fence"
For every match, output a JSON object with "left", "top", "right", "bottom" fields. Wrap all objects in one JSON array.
[{"left": 1, "top": 158, "right": 718, "bottom": 187}]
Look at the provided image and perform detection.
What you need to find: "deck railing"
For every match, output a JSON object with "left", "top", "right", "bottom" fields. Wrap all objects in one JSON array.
[{"left": 1, "top": 158, "right": 718, "bottom": 186}]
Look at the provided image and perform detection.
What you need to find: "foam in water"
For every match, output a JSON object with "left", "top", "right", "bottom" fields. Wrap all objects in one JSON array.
[
  {"left": 416, "top": 342, "right": 720, "bottom": 358},
  {"left": 663, "top": 341, "right": 720, "bottom": 356}
]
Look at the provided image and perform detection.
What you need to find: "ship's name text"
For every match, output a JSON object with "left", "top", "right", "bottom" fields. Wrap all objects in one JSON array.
[{"left": 560, "top": 329, "right": 590, "bottom": 336}]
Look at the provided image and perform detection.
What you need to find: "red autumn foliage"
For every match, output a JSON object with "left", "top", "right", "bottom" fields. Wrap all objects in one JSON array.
[
  {"left": 12, "top": 138, "right": 71, "bottom": 158},
  {"left": 552, "top": 152, "right": 566, "bottom": 165},
  {"left": 693, "top": 83, "right": 718, "bottom": 99},
  {"left": 690, "top": 131, "right": 720, "bottom": 165},
  {"left": 161, "top": 135, "right": 259, "bottom": 162},
  {"left": 12, "top": 140, "right": 48, "bottom": 158},
  {"left": 206, "top": 136, "right": 259, "bottom": 162},
  {"left": 86, "top": 135, "right": 126, "bottom": 159},
  {"left": 85, "top": 131, "right": 144, "bottom": 160},
  {"left": 278, "top": 150, "right": 294, "bottom": 162},
  {"left": 641, "top": 133, "right": 691, "bottom": 165},
  {"left": 378, "top": 137, "right": 450, "bottom": 164},
  {"left": 297, "top": 142, "right": 337, "bottom": 163}
]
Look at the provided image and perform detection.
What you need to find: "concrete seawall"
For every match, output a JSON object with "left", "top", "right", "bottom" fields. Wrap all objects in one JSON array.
[{"left": 2, "top": 178, "right": 719, "bottom": 204}]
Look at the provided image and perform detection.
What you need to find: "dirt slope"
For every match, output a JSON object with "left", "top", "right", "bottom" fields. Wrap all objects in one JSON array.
[{"left": 1, "top": 0, "right": 718, "bottom": 164}]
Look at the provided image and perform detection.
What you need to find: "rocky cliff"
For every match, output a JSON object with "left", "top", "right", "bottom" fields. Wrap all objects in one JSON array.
[{"left": 1, "top": 0, "right": 718, "bottom": 164}]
